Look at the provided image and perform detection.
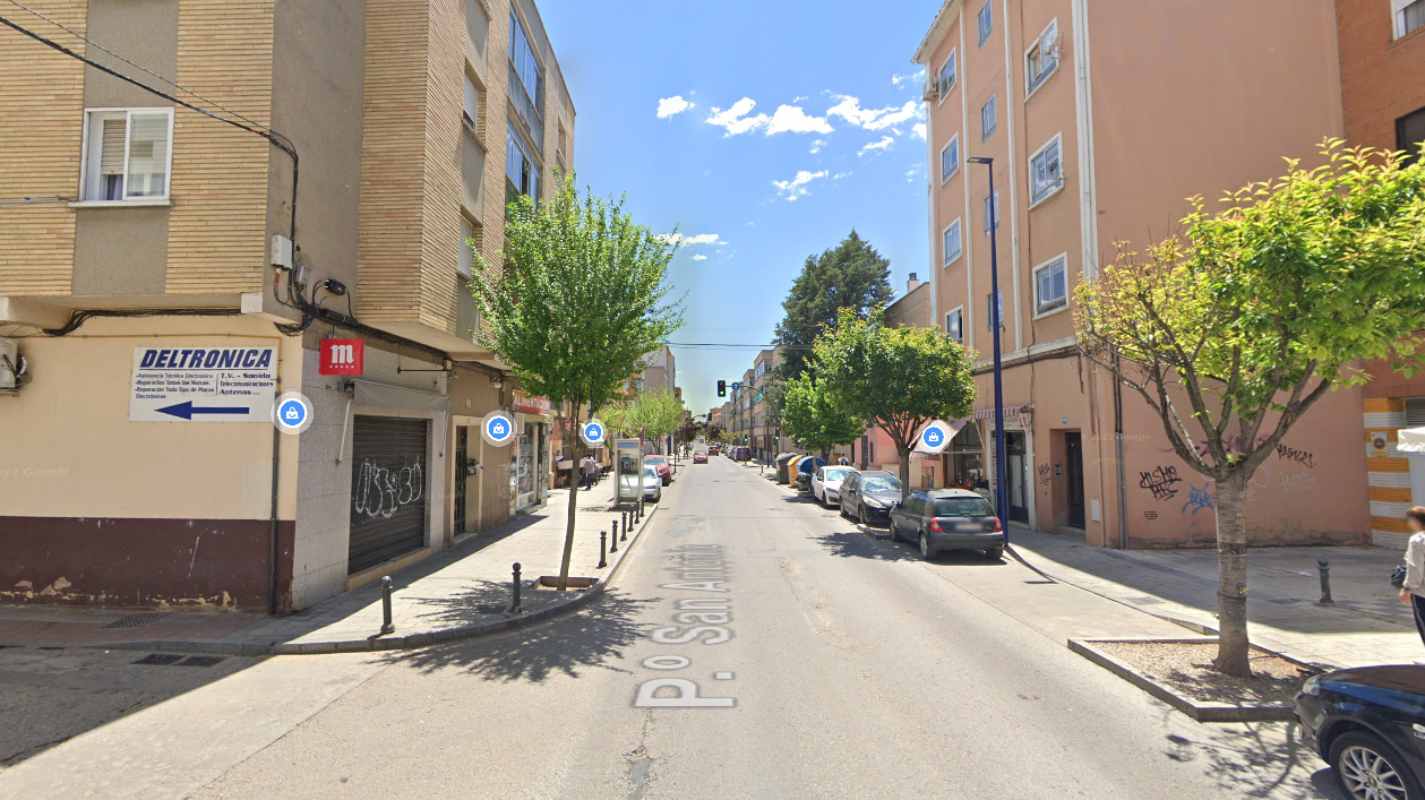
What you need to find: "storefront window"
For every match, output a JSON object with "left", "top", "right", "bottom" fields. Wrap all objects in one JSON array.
[{"left": 951, "top": 422, "right": 984, "bottom": 490}]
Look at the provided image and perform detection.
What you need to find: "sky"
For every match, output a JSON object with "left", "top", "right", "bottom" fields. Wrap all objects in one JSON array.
[{"left": 542, "top": 1, "right": 940, "bottom": 415}]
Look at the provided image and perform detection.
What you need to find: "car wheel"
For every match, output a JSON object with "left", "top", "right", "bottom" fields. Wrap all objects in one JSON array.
[
  {"left": 1331, "top": 731, "right": 1421, "bottom": 800},
  {"left": 919, "top": 532, "right": 933, "bottom": 560},
  {"left": 985, "top": 547, "right": 1004, "bottom": 562}
]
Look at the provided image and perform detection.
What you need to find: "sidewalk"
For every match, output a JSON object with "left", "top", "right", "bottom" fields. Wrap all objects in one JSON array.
[
  {"left": 1008, "top": 526, "right": 1421, "bottom": 668},
  {"left": 0, "top": 477, "right": 657, "bottom": 655}
]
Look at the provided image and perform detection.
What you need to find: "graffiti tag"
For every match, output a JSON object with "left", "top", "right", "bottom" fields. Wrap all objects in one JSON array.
[
  {"left": 1138, "top": 465, "right": 1182, "bottom": 501},
  {"left": 1037, "top": 463, "right": 1053, "bottom": 485},
  {"left": 1182, "top": 483, "right": 1214, "bottom": 515},
  {"left": 353, "top": 458, "right": 424, "bottom": 519},
  {"left": 1275, "top": 444, "right": 1315, "bottom": 469}
]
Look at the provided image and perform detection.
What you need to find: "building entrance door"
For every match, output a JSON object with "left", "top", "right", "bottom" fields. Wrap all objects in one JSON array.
[
  {"left": 1065, "top": 431, "right": 1086, "bottom": 528},
  {"left": 1005, "top": 431, "right": 1029, "bottom": 524},
  {"left": 454, "top": 426, "right": 470, "bottom": 535}
]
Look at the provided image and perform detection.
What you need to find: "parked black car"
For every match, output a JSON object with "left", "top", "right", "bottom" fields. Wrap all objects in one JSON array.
[
  {"left": 1297, "top": 664, "right": 1425, "bottom": 800},
  {"left": 838, "top": 471, "right": 901, "bottom": 527},
  {"left": 889, "top": 489, "right": 1005, "bottom": 560}
]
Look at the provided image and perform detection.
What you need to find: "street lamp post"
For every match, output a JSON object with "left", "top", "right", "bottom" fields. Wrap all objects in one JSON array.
[{"left": 968, "top": 155, "right": 1010, "bottom": 543}]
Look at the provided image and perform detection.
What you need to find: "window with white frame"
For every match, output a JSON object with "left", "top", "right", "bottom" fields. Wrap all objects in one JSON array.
[
  {"left": 80, "top": 108, "right": 172, "bottom": 202},
  {"left": 946, "top": 307, "right": 964, "bottom": 342},
  {"left": 1028, "top": 133, "right": 1064, "bottom": 206},
  {"left": 1395, "top": 0, "right": 1425, "bottom": 38},
  {"left": 986, "top": 291, "right": 1004, "bottom": 329},
  {"left": 1033, "top": 254, "right": 1068, "bottom": 315},
  {"left": 942, "top": 217, "right": 963, "bottom": 266},
  {"left": 977, "top": 3, "right": 992, "bottom": 46},
  {"left": 937, "top": 49, "right": 957, "bottom": 100},
  {"left": 940, "top": 133, "right": 960, "bottom": 182},
  {"left": 982, "top": 190, "right": 1000, "bottom": 232},
  {"left": 980, "top": 95, "right": 997, "bottom": 140},
  {"left": 1025, "top": 19, "right": 1060, "bottom": 97}
]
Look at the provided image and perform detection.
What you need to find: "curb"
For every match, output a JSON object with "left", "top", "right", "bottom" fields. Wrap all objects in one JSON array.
[
  {"left": 1068, "top": 635, "right": 1316, "bottom": 723},
  {"left": 79, "top": 503, "right": 661, "bottom": 658}
]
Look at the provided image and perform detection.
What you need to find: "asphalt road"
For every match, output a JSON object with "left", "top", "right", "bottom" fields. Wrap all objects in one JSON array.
[{"left": 2, "top": 455, "right": 1344, "bottom": 799}]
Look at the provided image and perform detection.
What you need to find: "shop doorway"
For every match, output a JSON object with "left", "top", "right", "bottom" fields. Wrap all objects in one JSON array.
[
  {"left": 1065, "top": 431, "right": 1086, "bottom": 528},
  {"left": 1005, "top": 431, "right": 1030, "bottom": 524}
]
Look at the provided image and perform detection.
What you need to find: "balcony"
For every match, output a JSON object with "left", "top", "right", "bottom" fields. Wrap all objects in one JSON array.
[{"left": 507, "top": 61, "right": 544, "bottom": 149}]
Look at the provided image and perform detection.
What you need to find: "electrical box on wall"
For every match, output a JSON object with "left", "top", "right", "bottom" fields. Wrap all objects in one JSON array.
[{"left": 0, "top": 339, "right": 28, "bottom": 392}]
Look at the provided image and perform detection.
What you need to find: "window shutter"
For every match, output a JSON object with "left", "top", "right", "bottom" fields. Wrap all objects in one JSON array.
[
  {"left": 100, "top": 118, "right": 126, "bottom": 175},
  {"left": 463, "top": 74, "right": 478, "bottom": 125},
  {"left": 1406, "top": 398, "right": 1425, "bottom": 426}
]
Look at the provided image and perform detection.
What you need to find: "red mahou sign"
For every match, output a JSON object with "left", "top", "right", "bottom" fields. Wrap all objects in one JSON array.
[{"left": 319, "top": 338, "right": 365, "bottom": 376}]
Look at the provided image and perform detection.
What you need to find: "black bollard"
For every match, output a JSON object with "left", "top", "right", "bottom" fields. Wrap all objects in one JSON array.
[
  {"left": 611, "top": 518, "right": 620, "bottom": 553},
  {"left": 380, "top": 576, "right": 395, "bottom": 635},
  {"left": 621, "top": 513, "right": 628, "bottom": 541},
  {"left": 598, "top": 530, "right": 608, "bottom": 568},
  {"left": 510, "top": 562, "right": 523, "bottom": 613},
  {"left": 1317, "top": 560, "right": 1334, "bottom": 605}
]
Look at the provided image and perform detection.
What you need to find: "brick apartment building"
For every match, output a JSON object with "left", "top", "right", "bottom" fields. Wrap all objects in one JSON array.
[
  {"left": 913, "top": 0, "right": 1372, "bottom": 548},
  {"left": 0, "top": 0, "right": 574, "bottom": 610}
]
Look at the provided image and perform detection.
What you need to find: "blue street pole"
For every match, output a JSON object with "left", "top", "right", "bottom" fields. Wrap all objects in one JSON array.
[{"left": 969, "top": 155, "right": 1009, "bottom": 543}]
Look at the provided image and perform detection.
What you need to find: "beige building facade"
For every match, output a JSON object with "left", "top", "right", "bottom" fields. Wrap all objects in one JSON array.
[
  {"left": 914, "top": 0, "right": 1368, "bottom": 547},
  {"left": 0, "top": 0, "right": 573, "bottom": 610}
]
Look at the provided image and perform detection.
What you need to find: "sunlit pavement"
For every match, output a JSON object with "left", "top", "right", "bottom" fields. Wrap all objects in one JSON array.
[{"left": 1, "top": 455, "right": 1345, "bottom": 799}]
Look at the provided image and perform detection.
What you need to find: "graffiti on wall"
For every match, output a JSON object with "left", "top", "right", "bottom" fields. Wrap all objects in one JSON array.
[
  {"left": 1181, "top": 483, "right": 1214, "bottom": 515},
  {"left": 1275, "top": 444, "right": 1316, "bottom": 469},
  {"left": 1138, "top": 465, "right": 1182, "bottom": 501},
  {"left": 353, "top": 459, "right": 424, "bottom": 519},
  {"left": 1037, "top": 463, "right": 1053, "bottom": 486}
]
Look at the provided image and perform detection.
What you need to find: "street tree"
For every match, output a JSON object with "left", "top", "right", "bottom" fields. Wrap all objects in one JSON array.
[
  {"left": 601, "top": 389, "right": 685, "bottom": 452},
  {"left": 469, "top": 175, "right": 682, "bottom": 590},
  {"left": 781, "top": 371, "right": 860, "bottom": 459},
  {"left": 1075, "top": 140, "right": 1425, "bottom": 676},
  {"left": 814, "top": 309, "right": 976, "bottom": 502},
  {"left": 774, "top": 231, "right": 894, "bottom": 383}
]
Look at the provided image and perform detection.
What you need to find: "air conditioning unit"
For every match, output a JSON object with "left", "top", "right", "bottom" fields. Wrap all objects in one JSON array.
[{"left": 0, "top": 338, "right": 27, "bottom": 391}]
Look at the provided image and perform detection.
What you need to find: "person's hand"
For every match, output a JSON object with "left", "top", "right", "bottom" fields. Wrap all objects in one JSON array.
[{"left": 1401, "top": 588, "right": 1413, "bottom": 605}]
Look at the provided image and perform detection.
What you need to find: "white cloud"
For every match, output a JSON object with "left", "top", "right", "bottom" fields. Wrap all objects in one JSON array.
[
  {"left": 691, "top": 254, "right": 709, "bottom": 262},
  {"left": 809, "top": 138, "right": 827, "bottom": 155},
  {"left": 705, "top": 97, "right": 770, "bottom": 136},
  {"left": 891, "top": 68, "right": 927, "bottom": 89},
  {"left": 656, "top": 232, "right": 726, "bottom": 247},
  {"left": 826, "top": 95, "right": 924, "bottom": 132},
  {"left": 857, "top": 136, "right": 895, "bottom": 157},
  {"left": 912, "top": 122, "right": 927, "bottom": 140},
  {"left": 765, "top": 104, "right": 833, "bottom": 136},
  {"left": 771, "top": 169, "right": 829, "bottom": 202},
  {"left": 792, "top": 95, "right": 808, "bottom": 103},
  {"left": 656, "top": 95, "right": 696, "bottom": 119},
  {"left": 832, "top": 171, "right": 852, "bottom": 180}
]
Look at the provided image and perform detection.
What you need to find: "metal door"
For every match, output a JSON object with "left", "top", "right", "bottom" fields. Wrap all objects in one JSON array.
[
  {"left": 453, "top": 426, "right": 469, "bottom": 535},
  {"left": 349, "top": 416, "right": 429, "bottom": 574},
  {"left": 1065, "top": 432, "right": 1086, "bottom": 528}
]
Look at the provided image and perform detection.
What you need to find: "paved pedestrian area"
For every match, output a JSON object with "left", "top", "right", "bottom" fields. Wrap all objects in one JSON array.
[
  {"left": 0, "top": 475, "right": 660, "bottom": 654},
  {"left": 1008, "top": 526, "right": 1422, "bottom": 668}
]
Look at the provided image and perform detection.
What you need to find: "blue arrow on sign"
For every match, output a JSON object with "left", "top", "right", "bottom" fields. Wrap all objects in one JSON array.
[{"left": 156, "top": 401, "right": 250, "bottom": 420}]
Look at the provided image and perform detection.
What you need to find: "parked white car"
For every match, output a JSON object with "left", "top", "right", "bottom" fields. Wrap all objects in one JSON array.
[
  {"left": 812, "top": 465, "right": 858, "bottom": 507},
  {"left": 619, "top": 465, "right": 662, "bottom": 502}
]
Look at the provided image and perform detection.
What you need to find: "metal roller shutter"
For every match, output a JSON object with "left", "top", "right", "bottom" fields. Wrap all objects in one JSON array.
[{"left": 349, "top": 416, "right": 430, "bottom": 574}]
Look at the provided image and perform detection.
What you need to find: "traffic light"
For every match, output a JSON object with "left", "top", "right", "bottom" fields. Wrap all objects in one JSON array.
[{"left": 717, "top": 379, "right": 726, "bottom": 397}]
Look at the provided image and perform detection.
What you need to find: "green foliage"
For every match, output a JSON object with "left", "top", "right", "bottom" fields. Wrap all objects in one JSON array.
[
  {"left": 1076, "top": 140, "right": 1425, "bottom": 480},
  {"left": 774, "top": 230, "right": 895, "bottom": 382},
  {"left": 781, "top": 372, "right": 862, "bottom": 455},
  {"left": 814, "top": 309, "right": 975, "bottom": 493},
  {"left": 468, "top": 175, "right": 683, "bottom": 422}
]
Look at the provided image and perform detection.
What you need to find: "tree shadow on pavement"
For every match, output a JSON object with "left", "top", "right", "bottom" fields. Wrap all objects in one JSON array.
[
  {"left": 1162, "top": 722, "right": 1342, "bottom": 799},
  {"left": 813, "top": 531, "right": 921, "bottom": 562},
  {"left": 378, "top": 590, "right": 657, "bottom": 683}
]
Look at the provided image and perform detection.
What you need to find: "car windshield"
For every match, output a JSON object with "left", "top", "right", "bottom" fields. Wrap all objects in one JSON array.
[
  {"left": 644, "top": 456, "right": 667, "bottom": 464},
  {"left": 643, "top": 467, "right": 658, "bottom": 478},
  {"left": 824, "top": 468, "right": 853, "bottom": 481},
  {"left": 933, "top": 497, "right": 994, "bottom": 517},
  {"left": 861, "top": 476, "right": 900, "bottom": 492}
]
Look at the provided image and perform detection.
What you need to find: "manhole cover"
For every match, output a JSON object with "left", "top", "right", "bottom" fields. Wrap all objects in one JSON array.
[
  {"left": 133, "top": 653, "right": 184, "bottom": 666},
  {"left": 104, "top": 614, "right": 170, "bottom": 629}
]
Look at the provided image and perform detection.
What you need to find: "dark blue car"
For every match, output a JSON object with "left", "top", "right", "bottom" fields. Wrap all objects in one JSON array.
[{"left": 1296, "top": 664, "right": 1425, "bottom": 800}]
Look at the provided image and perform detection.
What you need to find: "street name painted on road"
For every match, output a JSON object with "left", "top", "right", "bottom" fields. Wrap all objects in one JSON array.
[{"left": 130, "top": 346, "right": 277, "bottom": 423}]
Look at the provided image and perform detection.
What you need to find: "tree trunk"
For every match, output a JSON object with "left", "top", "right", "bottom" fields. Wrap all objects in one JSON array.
[
  {"left": 555, "top": 407, "right": 582, "bottom": 592},
  {"left": 1213, "top": 472, "right": 1251, "bottom": 676},
  {"left": 896, "top": 442, "right": 911, "bottom": 503}
]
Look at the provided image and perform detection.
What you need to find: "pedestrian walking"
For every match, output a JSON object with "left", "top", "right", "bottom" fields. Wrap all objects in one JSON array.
[
  {"left": 1397, "top": 506, "right": 1425, "bottom": 646},
  {"left": 579, "top": 455, "right": 596, "bottom": 490}
]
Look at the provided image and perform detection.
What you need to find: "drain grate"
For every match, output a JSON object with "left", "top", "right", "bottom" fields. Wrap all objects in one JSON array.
[
  {"left": 105, "top": 614, "right": 170, "bottom": 629},
  {"left": 133, "top": 653, "right": 184, "bottom": 665},
  {"left": 175, "top": 655, "right": 226, "bottom": 667}
]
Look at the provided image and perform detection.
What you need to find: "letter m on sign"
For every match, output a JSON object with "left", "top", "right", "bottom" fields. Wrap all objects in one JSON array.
[{"left": 319, "top": 338, "right": 364, "bottom": 376}]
